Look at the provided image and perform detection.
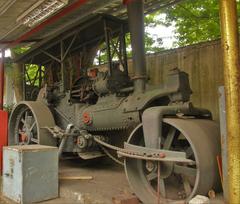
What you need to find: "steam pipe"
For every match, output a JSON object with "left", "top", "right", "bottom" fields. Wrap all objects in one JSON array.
[{"left": 126, "top": 0, "right": 147, "bottom": 93}]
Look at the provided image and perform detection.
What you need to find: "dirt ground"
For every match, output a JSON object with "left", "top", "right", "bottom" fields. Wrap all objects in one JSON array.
[
  {"left": 0, "top": 157, "right": 225, "bottom": 204},
  {"left": 0, "top": 157, "right": 133, "bottom": 204}
]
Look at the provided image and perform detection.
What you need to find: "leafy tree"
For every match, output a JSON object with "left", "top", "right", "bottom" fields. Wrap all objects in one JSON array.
[
  {"left": 164, "top": 0, "right": 222, "bottom": 46},
  {"left": 96, "top": 14, "right": 166, "bottom": 65},
  {"left": 145, "top": 13, "right": 166, "bottom": 53},
  {"left": 12, "top": 46, "right": 31, "bottom": 55},
  {"left": 12, "top": 47, "right": 41, "bottom": 86}
]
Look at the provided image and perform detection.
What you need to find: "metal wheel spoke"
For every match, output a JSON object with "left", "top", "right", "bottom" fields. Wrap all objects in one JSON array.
[
  {"left": 163, "top": 127, "right": 176, "bottom": 149},
  {"left": 27, "top": 133, "right": 33, "bottom": 143},
  {"left": 157, "top": 162, "right": 166, "bottom": 198},
  {"left": 182, "top": 176, "right": 192, "bottom": 196},
  {"left": 30, "top": 121, "right": 36, "bottom": 131},
  {"left": 31, "top": 138, "right": 38, "bottom": 143},
  {"left": 174, "top": 164, "right": 197, "bottom": 178},
  {"left": 159, "top": 179, "right": 166, "bottom": 197},
  {"left": 147, "top": 172, "right": 158, "bottom": 181},
  {"left": 186, "top": 147, "right": 194, "bottom": 158},
  {"left": 21, "top": 118, "right": 26, "bottom": 124},
  {"left": 25, "top": 116, "right": 33, "bottom": 129},
  {"left": 25, "top": 111, "right": 28, "bottom": 120},
  {"left": 27, "top": 116, "right": 33, "bottom": 124}
]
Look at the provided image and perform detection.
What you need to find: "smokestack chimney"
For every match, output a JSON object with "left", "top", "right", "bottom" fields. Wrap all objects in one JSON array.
[{"left": 126, "top": 0, "right": 147, "bottom": 93}]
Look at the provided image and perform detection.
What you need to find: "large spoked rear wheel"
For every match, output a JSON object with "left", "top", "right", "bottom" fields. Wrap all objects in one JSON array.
[
  {"left": 9, "top": 101, "right": 57, "bottom": 146},
  {"left": 125, "top": 118, "right": 220, "bottom": 204}
]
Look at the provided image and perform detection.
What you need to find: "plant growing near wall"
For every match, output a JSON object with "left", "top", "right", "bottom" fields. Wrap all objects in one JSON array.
[{"left": 3, "top": 103, "right": 14, "bottom": 114}]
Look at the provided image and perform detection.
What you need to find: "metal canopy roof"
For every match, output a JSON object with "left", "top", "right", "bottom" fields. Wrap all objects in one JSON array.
[
  {"left": 0, "top": 0, "right": 182, "bottom": 48},
  {"left": 16, "top": 14, "right": 127, "bottom": 64}
]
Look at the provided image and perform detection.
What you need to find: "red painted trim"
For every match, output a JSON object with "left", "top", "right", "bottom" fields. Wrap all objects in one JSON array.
[
  {"left": 0, "top": 39, "right": 41, "bottom": 44},
  {"left": 0, "top": 51, "right": 4, "bottom": 110},
  {"left": 7, "top": 0, "right": 88, "bottom": 48},
  {"left": 123, "top": 0, "right": 136, "bottom": 5},
  {"left": 0, "top": 110, "right": 8, "bottom": 174}
]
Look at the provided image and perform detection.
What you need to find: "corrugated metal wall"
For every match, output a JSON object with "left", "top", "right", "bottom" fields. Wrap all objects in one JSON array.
[{"left": 128, "top": 39, "right": 224, "bottom": 121}]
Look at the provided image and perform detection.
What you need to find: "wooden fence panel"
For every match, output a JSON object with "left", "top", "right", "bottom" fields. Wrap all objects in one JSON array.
[{"left": 128, "top": 40, "right": 224, "bottom": 121}]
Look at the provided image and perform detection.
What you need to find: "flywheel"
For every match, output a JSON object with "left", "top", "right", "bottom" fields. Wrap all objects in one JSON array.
[
  {"left": 124, "top": 118, "right": 221, "bottom": 204},
  {"left": 9, "top": 101, "right": 57, "bottom": 146}
]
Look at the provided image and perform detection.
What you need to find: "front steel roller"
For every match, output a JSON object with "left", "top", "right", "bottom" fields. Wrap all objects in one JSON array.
[
  {"left": 125, "top": 118, "right": 221, "bottom": 204},
  {"left": 9, "top": 101, "right": 57, "bottom": 146}
]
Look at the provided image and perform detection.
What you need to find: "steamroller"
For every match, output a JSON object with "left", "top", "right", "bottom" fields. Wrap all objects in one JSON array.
[{"left": 9, "top": 0, "right": 221, "bottom": 203}]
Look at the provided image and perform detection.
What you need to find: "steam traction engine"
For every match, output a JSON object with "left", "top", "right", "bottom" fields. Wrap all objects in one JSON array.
[{"left": 9, "top": 1, "right": 220, "bottom": 203}]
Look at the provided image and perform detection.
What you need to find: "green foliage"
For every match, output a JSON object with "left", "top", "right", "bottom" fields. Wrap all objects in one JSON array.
[
  {"left": 25, "top": 64, "right": 42, "bottom": 86},
  {"left": 145, "top": 13, "right": 166, "bottom": 53},
  {"left": 12, "top": 46, "right": 31, "bottom": 55},
  {"left": 96, "top": 13, "right": 166, "bottom": 65},
  {"left": 11, "top": 47, "right": 42, "bottom": 86},
  {"left": 164, "top": 0, "right": 221, "bottom": 46},
  {"left": 3, "top": 103, "right": 14, "bottom": 114}
]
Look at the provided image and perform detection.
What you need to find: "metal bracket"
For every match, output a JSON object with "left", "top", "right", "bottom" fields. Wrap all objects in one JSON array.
[
  {"left": 121, "top": 143, "right": 195, "bottom": 164},
  {"left": 93, "top": 135, "right": 194, "bottom": 164}
]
